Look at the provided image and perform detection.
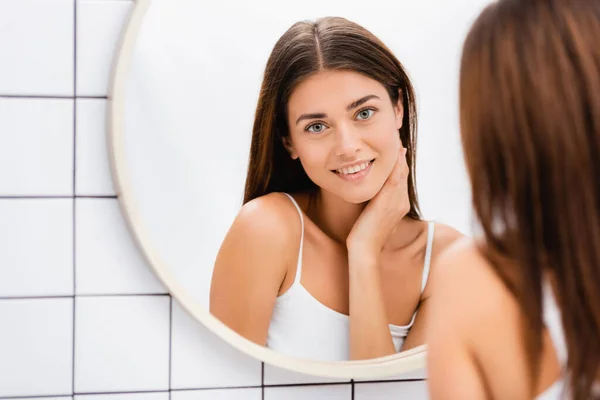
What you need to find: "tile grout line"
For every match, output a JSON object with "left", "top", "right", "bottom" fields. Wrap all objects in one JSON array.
[
  {"left": 0, "top": 95, "right": 108, "bottom": 99},
  {"left": 72, "top": 0, "right": 78, "bottom": 396},
  {"left": 261, "top": 362, "right": 265, "bottom": 400},
  {"left": 0, "top": 293, "right": 170, "bottom": 301},
  {"left": 0, "top": 196, "right": 117, "bottom": 199},
  {"left": 351, "top": 379, "right": 355, "bottom": 400},
  {"left": 0, "top": 378, "right": 425, "bottom": 399}
]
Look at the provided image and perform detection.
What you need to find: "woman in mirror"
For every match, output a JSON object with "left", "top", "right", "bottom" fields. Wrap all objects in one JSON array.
[
  {"left": 209, "top": 16, "right": 463, "bottom": 362},
  {"left": 427, "top": 0, "right": 600, "bottom": 399}
]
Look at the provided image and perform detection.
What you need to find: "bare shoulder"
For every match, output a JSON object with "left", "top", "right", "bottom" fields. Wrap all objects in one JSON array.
[
  {"left": 425, "top": 237, "right": 530, "bottom": 399},
  {"left": 237, "top": 192, "right": 301, "bottom": 233},
  {"left": 430, "top": 222, "right": 466, "bottom": 257},
  {"left": 429, "top": 236, "right": 520, "bottom": 335},
  {"left": 227, "top": 192, "right": 302, "bottom": 257},
  {"left": 209, "top": 192, "right": 304, "bottom": 343},
  {"left": 222, "top": 193, "right": 301, "bottom": 266},
  {"left": 427, "top": 237, "right": 534, "bottom": 398},
  {"left": 420, "top": 223, "right": 463, "bottom": 297}
]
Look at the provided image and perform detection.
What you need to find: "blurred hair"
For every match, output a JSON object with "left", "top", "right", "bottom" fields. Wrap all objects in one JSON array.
[{"left": 460, "top": 0, "right": 600, "bottom": 398}]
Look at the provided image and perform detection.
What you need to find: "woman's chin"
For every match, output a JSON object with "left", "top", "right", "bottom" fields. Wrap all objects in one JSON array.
[{"left": 338, "top": 185, "right": 381, "bottom": 204}]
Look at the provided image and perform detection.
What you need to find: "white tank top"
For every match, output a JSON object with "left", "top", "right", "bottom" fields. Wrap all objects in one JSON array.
[
  {"left": 265, "top": 192, "right": 435, "bottom": 361},
  {"left": 537, "top": 280, "right": 600, "bottom": 399},
  {"left": 536, "top": 278, "right": 569, "bottom": 399}
]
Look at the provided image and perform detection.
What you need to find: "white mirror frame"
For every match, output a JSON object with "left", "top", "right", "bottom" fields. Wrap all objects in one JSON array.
[{"left": 107, "top": 0, "right": 427, "bottom": 379}]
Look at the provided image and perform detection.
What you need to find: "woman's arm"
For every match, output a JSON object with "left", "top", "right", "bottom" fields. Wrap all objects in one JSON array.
[
  {"left": 209, "top": 195, "right": 293, "bottom": 346},
  {"left": 403, "top": 226, "right": 465, "bottom": 350},
  {"left": 426, "top": 240, "right": 490, "bottom": 400},
  {"left": 348, "top": 252, "right": 397, "bottom": 360},
  {"left": 346, "top": 147, "right": 409, "bottom": 360}
]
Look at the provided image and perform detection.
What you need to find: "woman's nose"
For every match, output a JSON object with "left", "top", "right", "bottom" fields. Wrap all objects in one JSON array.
[{"left": 333, "top": 125, "right": 362, "bottom": 158}]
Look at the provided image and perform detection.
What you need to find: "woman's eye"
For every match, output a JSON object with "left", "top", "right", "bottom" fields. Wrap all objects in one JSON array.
[
  {"left": 306, "top": 123, "right": 326, "bottom": 133},
  {"left": 356, "top": 108, "right": 375, "bottom": 120}
]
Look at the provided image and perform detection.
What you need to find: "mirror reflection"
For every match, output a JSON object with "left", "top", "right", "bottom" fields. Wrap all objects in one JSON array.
[{"left": 117, "top": 0, "right": 487, "bottom": 363}]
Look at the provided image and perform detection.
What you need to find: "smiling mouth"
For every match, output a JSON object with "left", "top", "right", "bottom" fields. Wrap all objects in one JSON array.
[{"left": 332, "top": 159, "right": 375, "bottom": 176}]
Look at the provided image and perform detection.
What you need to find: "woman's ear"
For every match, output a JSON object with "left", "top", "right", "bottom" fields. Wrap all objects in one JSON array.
[
  {"left": 394, "top": 90, "right": 404, "bottom": 130},
  {"left": 282, "top": 136, "right": 299, "bottom": 159}
]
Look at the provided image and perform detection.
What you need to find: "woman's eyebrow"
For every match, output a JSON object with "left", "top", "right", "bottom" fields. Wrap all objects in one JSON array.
[
  {"left": 346, "top": 94, "right": 380, "bottom": 111},
  {"left": 294, "top": 94, "right": 381, "bottom": 126}
]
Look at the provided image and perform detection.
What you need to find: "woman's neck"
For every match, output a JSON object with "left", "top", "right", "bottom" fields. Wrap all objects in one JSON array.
[
  {"left": 306, "top": 189, "right": 423, "bottom": 249},
  {"left": 308, "top": 189, "right": 366, "bottom": 244}
]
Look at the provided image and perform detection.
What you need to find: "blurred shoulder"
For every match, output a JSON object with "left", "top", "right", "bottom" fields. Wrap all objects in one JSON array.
[
  {"left": 430, "top": 222, "right": 466, "bottom": 257},
  {"left": 429, "top": 236, "right": 518, "bottom": 331}
]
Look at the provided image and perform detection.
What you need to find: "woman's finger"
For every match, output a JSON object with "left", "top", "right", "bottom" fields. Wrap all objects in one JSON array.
[{"left": 379, "top": 147, "right": 407, "bottom": 197}]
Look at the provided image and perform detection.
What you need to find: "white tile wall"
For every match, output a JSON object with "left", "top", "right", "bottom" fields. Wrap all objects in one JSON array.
[
  {"left": 355, "top": 381, "right": 429, "bottom": 399},
  {"left": 6, "top": 398, "right": 73, "bottom": 400},
  {"left": 75, "top": 198, "right": 166, "bottom": 295},
  {"left": 75, "top": 393, "right": 168, "bottom": 400},
  {"left": 76, "top": 0, "right": 134, "bottom": 96},
  {"left": 0, "top": 298, "right": 73, "bottom": 397},
  {"left": 0, "top": 0, "right": 74, "bottom": 95},
  {"left": 264, "top": 363, "right": 350, "bottom": 386},
  {"left": 0, "top": 198, "right": 73, "bottom": 297},
  {"left": 73, "top": 296, "right": 170, "bottom": 393},
  {"left": 170, "top": 301, "right": 262, "bottom": 389},
  {"left": 264, "top": 384, "right": 352, "bottom": 400},
  {"left": 0, "top": 98, "right": 74, "bottom": 196},
  {"left": 0, "top": 0, "right": 429, "bottom": 398},
  {"left": 75, "top": 99, "right": 116, "bottom": 196},
  {"left": 172, "top": 388, "right": 262, "bottom": 400}
]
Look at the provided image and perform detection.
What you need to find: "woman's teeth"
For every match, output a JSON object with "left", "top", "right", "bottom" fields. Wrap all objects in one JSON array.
[{"left": 336, "top": 161, "right": 371, "bottom": 175}]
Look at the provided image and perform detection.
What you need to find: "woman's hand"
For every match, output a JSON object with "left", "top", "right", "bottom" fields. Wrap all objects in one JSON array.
[
  {"left": 346, "top": 147, "right": 410, "bottom": 360},
  {"left": 346, "top": 147, "right": 410, "bottom": 259}
]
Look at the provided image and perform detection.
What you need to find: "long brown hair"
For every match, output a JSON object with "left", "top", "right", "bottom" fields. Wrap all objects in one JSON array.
[
  {"left": 460, "top": 0, "right": 600, "bottom": 398},
  {"left": 243, "top": 16, "right": 421, "bottom": 219}
]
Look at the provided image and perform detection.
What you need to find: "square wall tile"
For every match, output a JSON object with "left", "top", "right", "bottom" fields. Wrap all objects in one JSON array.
[
  {"left": 0, "top": 98, "right": 73, "bottom": 196},
  {"left": 75, "top": 198, "right": 166, "bottom": 295},
  {"left": 355, "top": 367, "right": 427, "bottom": 382},
  {"left": 264, "top": 384, "right": 351, "bottom": 400},
  {"left": 76, "top": 99, "right": 115, "bottom": 196},
  {"left": 0, "top": 199, "right": 73, "bottom": 297},
  {"left": 76, "top": 0, "right": 133, "bottom": 96},
  {"left": 4, "top": 398, "right": 73, "bottom": 400},
  {"left": 170, "top": 300, "right": 262, "bottom": 389},
  {"left": 172, "top": 388, "right": 261, "bottom": 400},
  {"left": 75, "top": 393, "right": 168, "bottom": 400},
  {"left": 0, "top": 0, "right": 74, "bottom": 95},
  {"left": 74, "top": 295, "right": 170, "bottom": 393},
  {"left": 264, "top": 363, "right": 350, "bottom": 386},
  {"left": 355, "top": 381, "right": 429, "bottom": 399},
  {"left": 0, "top": 298, "right": 73, "bottom": 397}
]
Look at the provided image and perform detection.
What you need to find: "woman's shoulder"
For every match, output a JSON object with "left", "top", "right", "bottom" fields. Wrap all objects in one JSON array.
[
  {"left": 430, "top": 235, "right": 507, "bottom": 298},
  {"left": 426, "top": 237, "right": 533, "bottom": 399},
  {"left": 430, "top": 222, "right": 465, "bottom": 258},
  {"left": 429, "top": 235, "right": 521, "bottom": 334},
  {"left": 233, "top": 192, "right": 303, "bottom": 249},
  {"left": 215, "top": 192, "right": 303, "bottom": 280},
  {"left": 240, "top": 191, "right": 302, "bottom": 223}
]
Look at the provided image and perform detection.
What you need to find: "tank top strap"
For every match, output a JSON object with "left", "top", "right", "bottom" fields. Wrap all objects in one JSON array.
[
  {"left": 421, "top": 221, "right": 435, "bottom": 294},
  {"left": 282, "top": 193, "right": 305, "bottom": 285},
  {"left": 542, "top": 276, "right": 568, "bottom": 366}
]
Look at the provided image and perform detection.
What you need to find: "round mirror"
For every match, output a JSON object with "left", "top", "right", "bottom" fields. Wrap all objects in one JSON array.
[{"left": 108, "top": 0, "right": 487, "bottom": 379}]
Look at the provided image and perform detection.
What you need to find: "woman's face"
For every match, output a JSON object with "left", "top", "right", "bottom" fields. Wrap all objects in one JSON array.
[{"left": 285, "top": 69, "right": 404, "bottom": 204}]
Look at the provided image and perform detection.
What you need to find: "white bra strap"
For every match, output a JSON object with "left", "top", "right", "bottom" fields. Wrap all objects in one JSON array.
[
  {"left": 421, "top": 221, "right": 435, "bottom": 294},
  {"left": 282, "top": 193, "right": 305, "bottom": 285}
]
